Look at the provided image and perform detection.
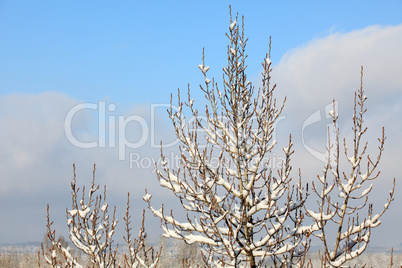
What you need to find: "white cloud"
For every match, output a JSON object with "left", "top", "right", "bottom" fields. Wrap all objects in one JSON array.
[
  {"left": 0, "top": 92, "right": 176, "bottom": 242},
  {"left": 273, "top": 24, "right": 402, "bottom": 118},
  {"left": 270, "top": 24, "right": 402, "bottom": 176},
  {"left": 1, "top": 24, "right": 401, "bottom": 248},
  {"left": 0, "top": 92, "right": 77, "bottom": 193},
  {"left": 270, "top": 24, "right": 402, "bottom": 248}
]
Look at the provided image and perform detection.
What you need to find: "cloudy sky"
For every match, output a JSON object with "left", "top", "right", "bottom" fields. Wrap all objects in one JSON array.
[{"left": 0, "top": 0, "right": 401, "bottom": 250}]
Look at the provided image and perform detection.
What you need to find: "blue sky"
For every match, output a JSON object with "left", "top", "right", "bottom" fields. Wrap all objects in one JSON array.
[
  {"left": 1, "top": 1, "right": 401, "bottom": 103},
  {"left": 0, "top": 0, "right": 401, "bottom": 252}
]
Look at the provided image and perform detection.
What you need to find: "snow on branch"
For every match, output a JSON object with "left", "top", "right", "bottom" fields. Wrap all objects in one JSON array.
[
  {"left": 306, "top": 67, "right": 396, "bottom": 267},
  {"left": 145, "top": 7, "right": 310, "bottom": 268},
  {"left": 40, "top": 164, "right": 160, "bottom": 268}
]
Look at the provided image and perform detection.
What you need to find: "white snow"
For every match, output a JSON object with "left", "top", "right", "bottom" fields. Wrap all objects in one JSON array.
[
  {"left": 107, "top": 230, "right": 114, "bottom": 239},
  {"left": 307, "top": 209, "right": 335, "bottom": 221},
  {"left": 229, "top": 20, "right": 237, "bottom": 31},
  {"left": 184, "top": 234, "right": 217, "bottom": 245},
  {"left": 143, "top": 193, "right": 152, "bottom": 202},
  {"left": 198, "top": 64, "right": 210, "bottom": 73},
  {"left": 101, "top": 203, "right": 108, "bottom": 212},
  {"left": 360, "top": 172, "right": 368, "bottom": 181},
  {"left": 282, "top": 142, "right": 292, "bottom": 154},
  {"left": 78, "top": 207, "right": 90, "bottom": 218},
  {"left": 69, "top": 209, "right": 78, "bottom": 217},
  {"left": 361, "top": 183, "right": 373, "bottom": 197}
]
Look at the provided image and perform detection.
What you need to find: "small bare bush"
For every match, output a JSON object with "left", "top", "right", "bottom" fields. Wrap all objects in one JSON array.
[
  {"left": 304, "top": 68, "right": 395, "bottom": 267},
  {"left": 40, "top": 164, "right": 160, "bottom": 268}
]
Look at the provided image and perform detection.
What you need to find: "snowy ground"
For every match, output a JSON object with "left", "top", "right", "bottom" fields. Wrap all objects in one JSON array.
[{"left": 1, "top": 242, "right": 401, "bottom": 267}]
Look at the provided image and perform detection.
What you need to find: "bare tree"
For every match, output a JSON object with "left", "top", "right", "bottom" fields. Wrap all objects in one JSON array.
[
  {"left": 144, "top": 8, "right": 310, "bottom": 268},
  {"left": 123, "top": 196, "right": 161, "bottom": 268},
  {"left": 305, "top": 67, "right": 396, "bottom": 267},
  {"left": 40, "top": 164, "right": 160, "bottom": 268}
]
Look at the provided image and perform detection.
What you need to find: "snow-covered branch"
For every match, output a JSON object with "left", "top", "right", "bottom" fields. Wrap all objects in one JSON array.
[
  {"left": 306, "top": 67, "right": 396, "bottom": 267},
  {"left": 41, "top": 164, "right": 160, "bottom": 268},
  {"left": 145, "top": 8, "right": 310, "bottom": 268}
]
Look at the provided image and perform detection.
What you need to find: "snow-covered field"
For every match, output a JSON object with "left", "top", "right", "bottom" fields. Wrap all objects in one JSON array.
[{"left": 1, "top": 242, "right": 401, "bottom": 267}]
